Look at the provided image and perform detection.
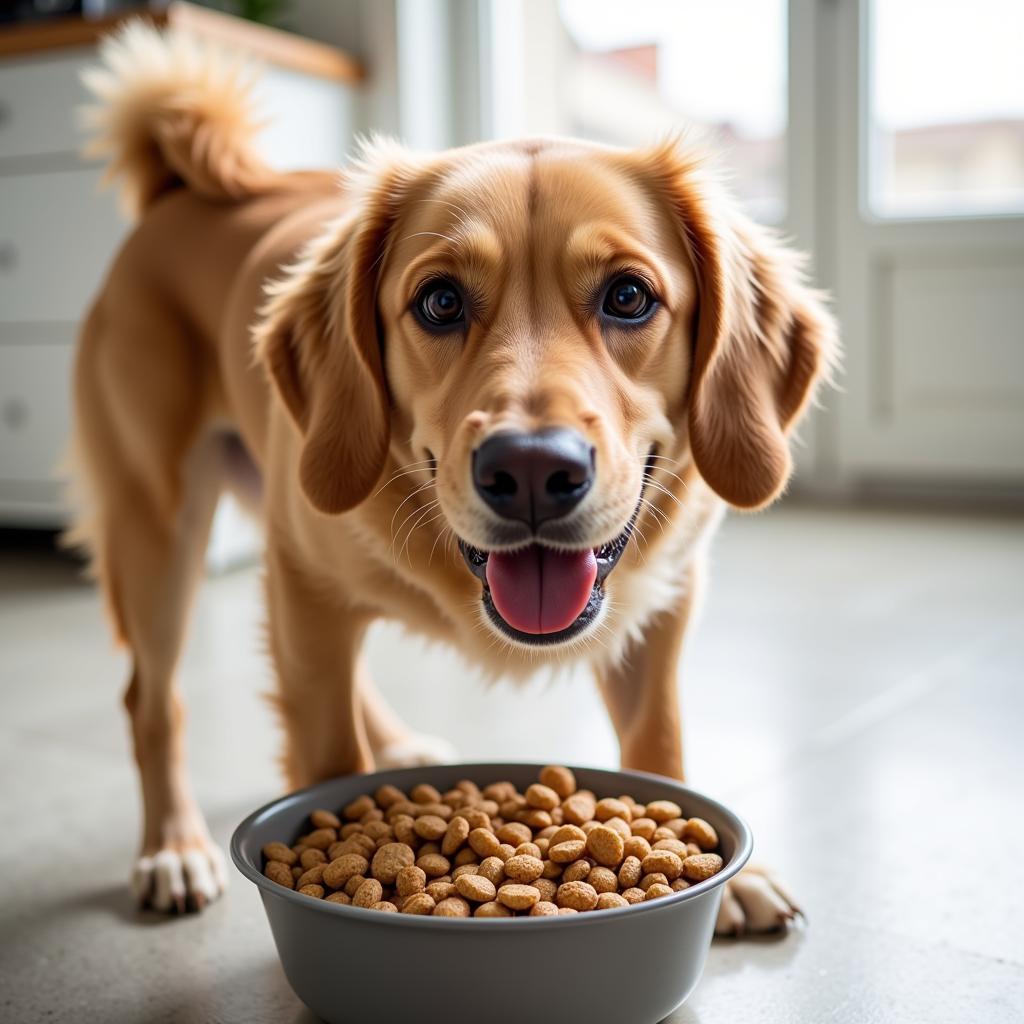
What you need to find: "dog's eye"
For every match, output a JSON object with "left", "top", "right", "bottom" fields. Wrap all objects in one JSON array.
[
  {"left": 415, "top": 280, "right": 465, "bottom": 329},
  {"left": 602, "top": 276, "right": 652, "bottom": 321}
]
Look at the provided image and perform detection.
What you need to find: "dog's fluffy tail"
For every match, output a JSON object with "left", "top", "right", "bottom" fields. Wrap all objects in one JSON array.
[{"left": 81, "top": 20, "right": 274, "bottom": 218}]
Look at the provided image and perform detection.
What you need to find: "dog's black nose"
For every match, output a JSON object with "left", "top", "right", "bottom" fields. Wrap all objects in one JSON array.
[{"left": 473, "top": 428, "right": 594, "bottom": 528}]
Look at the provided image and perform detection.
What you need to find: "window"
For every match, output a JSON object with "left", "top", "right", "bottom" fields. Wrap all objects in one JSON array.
[
  {"left": 868, "top": 0, "right": 1024, "bottom": 217},
  {"left": 486, "top": 0, "right": 788, "bottom": 223}
]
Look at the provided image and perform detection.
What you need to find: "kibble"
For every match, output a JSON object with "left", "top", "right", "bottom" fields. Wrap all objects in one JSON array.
[{"left": 260, "top": 768, "right": 725, "bottom": 917}]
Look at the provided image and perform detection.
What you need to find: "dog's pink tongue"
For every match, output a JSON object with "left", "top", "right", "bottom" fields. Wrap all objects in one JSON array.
[{"left": 486, "top": 546, "right": 597, "bottom": 635}]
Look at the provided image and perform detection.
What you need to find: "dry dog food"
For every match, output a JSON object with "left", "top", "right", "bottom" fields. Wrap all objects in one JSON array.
[{"left": 261, "top": 767, "right": 724, "bottom": 918}]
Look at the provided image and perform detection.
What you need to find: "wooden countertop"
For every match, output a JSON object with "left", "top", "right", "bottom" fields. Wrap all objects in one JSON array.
[{"left": 0, "top": 2, "right": 364, "bottom": 84}]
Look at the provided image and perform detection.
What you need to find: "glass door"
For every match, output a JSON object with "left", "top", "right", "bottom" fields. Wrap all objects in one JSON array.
[{"left": 832, "top": 0, "right": 1024, "bottom": 488}]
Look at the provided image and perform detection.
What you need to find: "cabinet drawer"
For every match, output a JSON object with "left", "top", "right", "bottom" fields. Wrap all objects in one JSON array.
[
  {"left": 0, "top": 167, "right": 126, "bottom": 323},
  {"left": 0, "top": 51, "right": 93, "bottom": 161},
  {"left": 0, "top": 342, "right": 73, "bottom": 484}
]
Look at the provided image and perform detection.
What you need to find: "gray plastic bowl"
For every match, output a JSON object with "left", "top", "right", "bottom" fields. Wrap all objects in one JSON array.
[{"left": 231, "top": 763, "right": 751, "bottom": 1024}]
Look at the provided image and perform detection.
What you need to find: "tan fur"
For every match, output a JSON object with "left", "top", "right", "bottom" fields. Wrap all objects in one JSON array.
[{"left": 70, "top": 25, "right": 836, "bottom": 919}]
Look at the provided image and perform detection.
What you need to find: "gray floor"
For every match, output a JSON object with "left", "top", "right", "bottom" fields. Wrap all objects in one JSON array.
[{"left": 1, "top": 503, "right": 1022, "bottom": 1023}]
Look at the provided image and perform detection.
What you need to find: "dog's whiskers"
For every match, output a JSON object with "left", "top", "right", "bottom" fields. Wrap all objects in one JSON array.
[
  {"left": 373, "top": 459, "right": 435, "bottom": 498},
  {"left": 642, "top": 474, "right": 685, "bottom": 508},
  {"left": 390, "top": 492, "right": 438, "bottom": 554},
  {"left": 389, "top": 478, "right": 436, "bottom": 540},
  {"left": 400, "top": 507, "right": 447, "bottom": 564}
]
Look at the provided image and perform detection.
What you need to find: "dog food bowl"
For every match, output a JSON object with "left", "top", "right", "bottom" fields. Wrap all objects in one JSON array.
[{"left": 231, "top": 763, "right": 751, "bottom": 1024}]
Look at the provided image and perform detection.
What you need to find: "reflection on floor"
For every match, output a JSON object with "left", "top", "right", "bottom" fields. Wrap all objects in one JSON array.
[{"left": 1, "top": 503, "right": 1022, "bottom": 1023}]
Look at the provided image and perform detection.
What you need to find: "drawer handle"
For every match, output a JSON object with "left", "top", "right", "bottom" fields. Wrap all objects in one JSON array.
[
  {"left": 1, "top": 397, "right": 28, "bottom": 432},
  {"left": 0, "top": 242, "right": 16, "bottom": 271}
]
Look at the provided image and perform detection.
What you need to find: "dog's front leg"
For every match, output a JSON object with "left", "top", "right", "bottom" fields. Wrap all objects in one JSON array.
[
  {"left": 595, "top": 562, "right": 800, "bottom": 935},
  {"left": 265, "top": 541, "right": 375, "bottom": 789},
  {"left": 594, "top": 568, "right": 697, "bottom": 780}
]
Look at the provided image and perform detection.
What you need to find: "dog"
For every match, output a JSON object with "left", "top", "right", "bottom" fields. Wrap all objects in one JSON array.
[{"left": 69, "top": 25, "right": 836, "bottom": 932}]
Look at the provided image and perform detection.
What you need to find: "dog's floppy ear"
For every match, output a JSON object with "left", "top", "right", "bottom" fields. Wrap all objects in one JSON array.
[
  {"left": 644, "top": 142, "right": 838, "bottom": 509},
  {"left": 254, "top": 149, "right": 411, "bottom": 514}
]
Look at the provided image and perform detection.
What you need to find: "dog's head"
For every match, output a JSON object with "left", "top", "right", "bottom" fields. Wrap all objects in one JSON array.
[{"left": 255, "top": 137, "right": 836, "bottom": 651}]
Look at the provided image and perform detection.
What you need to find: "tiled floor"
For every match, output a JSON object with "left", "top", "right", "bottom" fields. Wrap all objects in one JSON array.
[{"left": 1, "top": 504, "right": 1022, "bottom": 1023}]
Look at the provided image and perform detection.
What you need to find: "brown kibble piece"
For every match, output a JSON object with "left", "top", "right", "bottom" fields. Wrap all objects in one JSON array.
[
  {"left": 416, "top": 853, "right": 451, "bottom": 878},
  {"left": 262, "top": 842, "right": 297, "bottom": 867},
  {"left": 411, "top": 783, "right": 442, "bottom": 805},
  {"left": 596, "top": 892, "right": 629, "bottom": 910},
  {"left": 561, "top": 793, "right": 596, "bottom": 826},
  {"left": 631, "top": 817, "right": 657, "bottom": 840},
  {"left": 264, "top": 861, "right": 294, "bottom": 889},
  {"left": 624, "top": 836, "right": 652, "bottom": 861},
  {"left": 588, "top": 866, "right": 618, "bottom": 894},
  {"left": 550, "top": 839, "right": 587, "bottom": 863},
  {"left": 586, "top": 825, "right": 625, "bottom": 868},
  {"left": 434, "top": 896, "right": 472, "bottom": 917},
  {"left": 323, "top": 853, "right": 369, "bottom": 890},
  {"left": 614, "top": 853, "right": 640, "bottom": 888},
  {"left": 622, "top": 887, "right": 646, "bottom": 904},
  {"left": 475, "top": 900, "right": 513, "bottom": 918},
  {"left": 325, "top": 891, "right": 351, "bottom": 905},
  {"left": 478, "top": 856, "right": 506, "bottom": 886},
  {"left": 503, "top": 854, "right": 545, "bottom": 883},
  {"left": 353, "top": 878, "right": 383, "bottom": 908},
  {"left": 497, "top": 883, "right": 541, "bottom": 910},
  {"left": 682, "top": 853, "right": 724, "bottom": 882},
  {"left": 442, "top": 816, "right": 471, "bottom": 855},
  {"left": 413, "top": 815, "right": 448, "bottom": 841},
  {"left": 682, "top": 817, "right": 719, "bottom": 851},
  {"left": 455, "top": 874, "right": 497, "bottom": 903},
  {"left": 425, "top": 880, "right": 456, "bottom": 902},
  {"left": 652, "top": 838, "right": 688, "bottom": 858},
  {"left": 532, "top": 878, "right": 558, "bottom": 902},
  {"left": 642, "top": 850, "right": 684, "bottom": 881},
  {"left": 310, "top": 809, "right": 342, "bottom": 830},
  {"left": 496, "top": 822, "right": 533, "bottom": 847},
  {"left": 556, "top": 880, "right": 598, "bottom": 912},
  {"left": 640, "top": 872, "right": 668, "bottom": 892},
  {"left": 372, "top": 901, "right": 398, "bottom": 912},
  {"left": 646, "top": 883, "right": 674, "bottom": 901},
  {"left": 401, "top": 892, "right": 436, "bottom": 915},
  {"left": 539, "top": 765, "right": 577, "bottom": 799},
  {"left": 374, "top": 784, "right": 406, "bottom": 808},
  {"left": 297, "top": 864, "right": 326, "bottom": 889},
  {"left": 525, "top": 783, "right": 560, "bottom": 811},
  {"left": 468, "top": 828, "right": 501, "bottom": 859},
  {"left": 371, "top": 843, "right": 415, "bottom": 884},
  {"left": 304, "top": 828, "right": 337, "bottom": 851},
  {"left": 595, "top": 798, "right": 632, "bottom": 823},
  {"left": 550, "top": 824, "right": 586, "bottom": 845},
  {"left": 562, "top": 859, "right": 592, "bottom": 883},
  {"left": 645, "top": 800, "right": 683, "bottom": 823},
  {"left": 343, "top": 795, "right": 375, "bottom": 821},
  {"left": 530, "top": 901, "right": 559, "bottom": 916},
  {"left": 300, "top": 848, "right": 327, "bottom": 871},
  {"left": 344, "top": 874, "right": 368, "bottom": 897}
]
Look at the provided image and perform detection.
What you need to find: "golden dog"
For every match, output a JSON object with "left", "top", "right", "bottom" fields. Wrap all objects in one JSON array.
[{"left": 70, "top": 26, "right": 836, "bottom": 931}]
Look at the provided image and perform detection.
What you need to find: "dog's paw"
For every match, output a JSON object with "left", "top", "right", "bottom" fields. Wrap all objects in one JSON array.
[
  {"left": 715, "top": 865, "right": 801, "bottom": 936},
  {"left": 375, "top": 733, "right": 457, "bottom": 768},
  {"left": 132, "top": 839, "right": 228, "bottom": 913}
]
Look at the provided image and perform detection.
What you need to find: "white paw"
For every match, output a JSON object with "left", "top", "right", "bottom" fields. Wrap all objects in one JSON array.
[
  {"left": 132, "top": 841, "right": 228, "bottom": 913},
  {"left": 715, "top": 865, "right": 802, "bottom": 936},
  {"left": 376, "top": 733, "right": 458, "bottom": 769}
]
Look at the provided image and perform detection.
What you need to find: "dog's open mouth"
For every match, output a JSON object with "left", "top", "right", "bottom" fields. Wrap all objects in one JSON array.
[{"left": 458, "top": 522, "right": 634, "bottom": 646}]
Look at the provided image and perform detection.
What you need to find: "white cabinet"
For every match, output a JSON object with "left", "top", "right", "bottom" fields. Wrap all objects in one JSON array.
[{"left": 0, "top": 22, "right": 359, "bottom": 527}]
